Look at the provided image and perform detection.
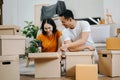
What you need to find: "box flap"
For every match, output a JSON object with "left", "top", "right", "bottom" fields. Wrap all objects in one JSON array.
[
  {"left": 0, "top": 25, "right": 20, "bottom": 29},
  {"left": 98, "top": 50, "right": 111, "bottom": 55},
  {"left": 0, "top": 55, "right": 19, "bottom": 62},
  {"left": 28, "top": 52, "right": 60, "bottom": 59},
  {"left": 98, "top": 50, "right": 120, "bottom": 55},
  {"left": 65, "top": 51, "right": 93, "bottom": 56},
  {"left": 0, "top": 35, "right": 26, "bottom": 40},
  {"left": 110, "top": 50, "right": 120, "bottom": 55}
]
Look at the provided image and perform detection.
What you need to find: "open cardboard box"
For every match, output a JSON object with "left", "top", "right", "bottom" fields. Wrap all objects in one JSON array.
[
  {"left": 28, "top": 52, "right": 60, "bottom": 59},
  {"left": 28, "top": 52, "right": 61, "bottom": 78}
]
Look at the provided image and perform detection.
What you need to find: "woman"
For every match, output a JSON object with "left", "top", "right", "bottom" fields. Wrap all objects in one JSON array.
[{"left": 36, "top": 18, "right": 62, "bottom": 52}]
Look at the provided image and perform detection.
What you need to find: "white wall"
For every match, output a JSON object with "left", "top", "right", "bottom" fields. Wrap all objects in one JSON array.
[
  {"left": 65, "top": 0, "right": 104, "bottom": 19},
  {"left": 3, "top": 0, "right": 17, "bottom": 25},
  {"left": 3, "top": 0, "right": 58, "bottom": 28},
  {"left": 2, "top": 0, "right": 120, "bottom": 28},
  {"left": 104, "top": 0, "right": 120, "bottom": 27}
]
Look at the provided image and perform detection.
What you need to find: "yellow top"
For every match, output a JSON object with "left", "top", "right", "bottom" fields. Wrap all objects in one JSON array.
[{"left": 36, "top": 30, "right": 62, "bottom": 52}]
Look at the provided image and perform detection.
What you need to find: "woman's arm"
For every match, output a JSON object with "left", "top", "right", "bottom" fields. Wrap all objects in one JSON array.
[{"left": 57, "top": 36, "right": 62, "bottom": 52}]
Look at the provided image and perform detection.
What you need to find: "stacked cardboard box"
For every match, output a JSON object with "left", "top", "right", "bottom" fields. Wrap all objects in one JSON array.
[
  {"left": 75, "top": 64, "right": 98, "bottom": 80},
  {"left": 0, "top": 25, "right": 21, "bottom": 35},
  {"left": 0, "top": 35, "right": 25, "bottom": 55},
  {"left": 0, "top": 26, "right": 25, "bottom": 80},
  {"left": 117, "top": 28, "right": 120, "bottom": 36},
  {"left": 0, "top": 55, "right": 20, "bottom": 80},
  {"left": 98, "top": 50, "right": 120, "bottom": 77},
  {"left": 106, "top": 37, "right": 120, "bottom": 50},
  {"left": 65, "top": 51, "right": 94, "bottom": 77}
]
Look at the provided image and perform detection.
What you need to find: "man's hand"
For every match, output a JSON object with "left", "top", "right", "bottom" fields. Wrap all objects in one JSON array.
[{"left": 60, "top": 44, "right": 69, "bottom": 52}]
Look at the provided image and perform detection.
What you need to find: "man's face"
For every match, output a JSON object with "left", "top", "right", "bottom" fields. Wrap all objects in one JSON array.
[{"left": 60, "top": 16, "right": 71, "bottom": 28}]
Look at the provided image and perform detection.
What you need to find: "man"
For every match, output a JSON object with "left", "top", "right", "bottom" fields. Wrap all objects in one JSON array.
[{"left": 59, "top": 9, "right": 95, "bottom": 52}]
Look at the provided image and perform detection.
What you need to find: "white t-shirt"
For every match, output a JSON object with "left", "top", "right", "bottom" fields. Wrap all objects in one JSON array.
[{"left": 62, "top": 21, "right": 94, "bottom": 46}]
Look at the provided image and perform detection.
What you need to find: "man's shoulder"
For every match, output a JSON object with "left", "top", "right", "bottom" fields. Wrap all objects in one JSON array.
[
  {"left": 62, "top": 28, "right": 68, "bottom": 31},
  {"left": 62, "top": 28, "right": 70, "bottom": 32},
  {"left": 77, "top": 20, "right": 90, "bottom": 28},
  {"left": 77, "top": 20, "right": 89, "bottom": 24}
]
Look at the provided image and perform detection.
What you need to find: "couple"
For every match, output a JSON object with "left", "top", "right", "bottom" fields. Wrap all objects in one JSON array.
[{"left": 36, "top": 9, "right": 95, "bottom": 53}]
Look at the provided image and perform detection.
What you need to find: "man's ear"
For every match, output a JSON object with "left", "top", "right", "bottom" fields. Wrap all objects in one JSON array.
[{"left": 69, "top": 18, "right": 72, "bottom": 21}]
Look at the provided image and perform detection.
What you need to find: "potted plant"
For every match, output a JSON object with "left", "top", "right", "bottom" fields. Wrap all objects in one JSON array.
[{"left": 22, "top": 21, "right": 40, "bottom": 58}]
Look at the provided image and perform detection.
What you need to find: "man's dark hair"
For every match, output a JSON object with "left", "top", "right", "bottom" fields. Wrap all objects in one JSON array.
[
  {"left": 59, "top": 9, "right": 74, "bottom": 19},
  {"left": 40, "top": 18, "right": 57, "bottom": 35}
]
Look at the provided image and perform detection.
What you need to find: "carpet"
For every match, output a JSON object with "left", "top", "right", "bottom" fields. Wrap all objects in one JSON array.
[{"left": 20, "top": 58, "right": 34, "bottom": 75}]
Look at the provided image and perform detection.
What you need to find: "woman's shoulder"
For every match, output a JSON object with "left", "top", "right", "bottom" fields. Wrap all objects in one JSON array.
[
  {"left": 37, "top": 33, "right": 43, "bottom": 37},
  {"left": 56, "top": 30, "right": 61, "bottom": 33},
  {"left": 56, "top": 30, "right": 62, "bottom": 36},
  {"left": 37, "top": 33, "right": 45, "bottom": 39},
  {"left": 57, "top": 30, "right": 62, "bottom": 33}
]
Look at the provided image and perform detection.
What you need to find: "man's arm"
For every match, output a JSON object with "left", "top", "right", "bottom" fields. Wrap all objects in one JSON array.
[{"left": 60, "top": 32, "right": 89, "bottom": 51}]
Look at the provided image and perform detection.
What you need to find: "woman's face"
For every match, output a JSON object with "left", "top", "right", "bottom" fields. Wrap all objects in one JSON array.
[{"left": 44, "top": 23, "right": 53, "bottom": 36}]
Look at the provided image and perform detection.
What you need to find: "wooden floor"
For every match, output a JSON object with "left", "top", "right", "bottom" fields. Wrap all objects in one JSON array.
[
  {"left": 20, "top": 75, "right": 120, "bottom": 80},
  {"left": 20, "top": 75, "right": 73, "bottom": 80},
  {"left": 20, "top": 58, "right": 120, "bottom": 80}
]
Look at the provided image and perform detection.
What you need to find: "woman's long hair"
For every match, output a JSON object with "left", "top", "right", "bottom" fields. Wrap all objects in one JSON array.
[{"left": 40, "top": 18, "right": 57, "bottom": 35}]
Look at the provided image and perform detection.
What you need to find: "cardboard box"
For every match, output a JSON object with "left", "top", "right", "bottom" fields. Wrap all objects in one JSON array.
[
  {"left": 98, "top": 50, "right": 120, "bottom": 77},
  {"left": 117, "top": 28, "right": 120, "bottom": 35},
  {"left": 0, "top": 55, "right": 20, "bottom": 80},
  {"left": 65, "top": 51, "right": 94, "bottom": 77},
  {"left": 76, "top": 64, "right": 98, "bottom": 80},
  {"left": 106, "top": 37, "right": 120, "bottom": 50},
  {"left": 0, "top": 25, "right": 21, "bottom": 35},
  {"left": 28, "top": 52, "right": 61, "bottom": 78},
  {"left": 0, "top": 35, "right": 25, "bottom": 55}
]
